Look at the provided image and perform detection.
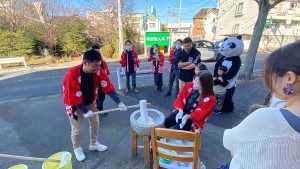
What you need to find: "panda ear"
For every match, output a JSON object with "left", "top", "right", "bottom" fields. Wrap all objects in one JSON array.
[{"left": 236, "top": 35, "right": 242, "bottom": 40}]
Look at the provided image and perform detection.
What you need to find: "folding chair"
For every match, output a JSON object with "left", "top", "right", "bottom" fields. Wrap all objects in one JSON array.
[{"left": 150, "top": 127, "right": 201, "bottom": 169}]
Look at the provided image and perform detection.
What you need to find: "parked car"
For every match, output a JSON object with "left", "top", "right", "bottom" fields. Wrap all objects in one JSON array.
[{"left": 192, "top": 39, "right": 222, "bottom": 61}]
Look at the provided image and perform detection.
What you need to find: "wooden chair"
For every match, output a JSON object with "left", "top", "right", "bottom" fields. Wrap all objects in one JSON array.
[{"left": 150, "top": 127, "right": 201, "bottom": 169}]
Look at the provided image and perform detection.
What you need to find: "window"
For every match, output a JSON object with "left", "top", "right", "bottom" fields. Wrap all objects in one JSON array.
[
  {"left": 233, "top": 24, "right": 240, "bottom": 34},
  {"left": 236, "top": 3, "right": 244, "bottom": 15},
  {"left": 194, "top": 41, "right": 213, "bottom": 49},
  {"left": 149, "top": 23, "right": 155, "bottom": 28}
]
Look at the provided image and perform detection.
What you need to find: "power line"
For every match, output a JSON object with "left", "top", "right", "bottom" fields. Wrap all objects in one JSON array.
[
  {"left": 184, "top": 0, "right": 206, "bottom": 4},
  {"left": 181, "top": 0, "right": 212, "bottom": 14}
]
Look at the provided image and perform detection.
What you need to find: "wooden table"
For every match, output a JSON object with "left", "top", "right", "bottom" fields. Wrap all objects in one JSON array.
[{"left": 132, "top": 129, "right": 151, "bottom": 169}]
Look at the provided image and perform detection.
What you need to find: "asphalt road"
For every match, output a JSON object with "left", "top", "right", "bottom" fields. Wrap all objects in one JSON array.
[
  {"left": 0, "top": 52, "right": 269, "bottom": 169},
  {"left": 0, "top": 52, "right": 268, "bottom": 102}
]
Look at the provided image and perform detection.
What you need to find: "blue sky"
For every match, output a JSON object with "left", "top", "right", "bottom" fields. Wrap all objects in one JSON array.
[
  {"left": 66, "top": 0, "right": 218, "bottom": 24},
  {"left": 135, "top": 0, "right": 219, "bottom": 24}
]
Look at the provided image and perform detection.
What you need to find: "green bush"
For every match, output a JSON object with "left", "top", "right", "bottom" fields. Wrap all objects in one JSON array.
[
  {"left": 100, "top": 45, "right": 114, "bottom": 58},
  {"left": 0, "top": 29, "right": 33, "bottom": 58},
  {"left": 60, "top": 22, "right": 91, "bottom": 57}
]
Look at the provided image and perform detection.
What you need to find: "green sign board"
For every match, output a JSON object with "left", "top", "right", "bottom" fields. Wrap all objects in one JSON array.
[
  {"left": 145, "top": 32, "right": 170, "bottom": 46},
  {"left": 265, "top": 20, "right": 272, "bottom": 25}
]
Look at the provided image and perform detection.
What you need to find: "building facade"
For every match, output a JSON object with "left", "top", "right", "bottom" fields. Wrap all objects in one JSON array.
[
  {"left": 216, "top": 0, "right": 300, "bottom": 49},
  {"left": 167, "top": 23, "right": 193, "bottom": 43},
  {"left": 193, "top": 8, "right": 218, "bottom": 40},
  {"left": 127, "top": 13, "right": 162, "bottom": 43}
]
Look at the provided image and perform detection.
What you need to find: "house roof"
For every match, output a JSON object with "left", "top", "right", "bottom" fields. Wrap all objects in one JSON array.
[{"left": 193, "top": 8, "right": 218, "bottom": 19}]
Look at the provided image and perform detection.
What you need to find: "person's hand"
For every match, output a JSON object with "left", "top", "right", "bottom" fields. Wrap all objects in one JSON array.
[
  {"left": 218, "top": 77, "right": 223, "bottom": 82},
  {"left": 180, "top": 114, "right": 190, "bottom": 129},
  {"left": 118, "top": 102, "right": 127, "bottom": 111},
  {"left": 83, "top": 110, "right": 94, "bottom": 118},
  {"left": 175, "top": 109, "right": 184, "bottom": 123},
  {"left": 213, "top": 77, "right": 217, "bottom": 80}
]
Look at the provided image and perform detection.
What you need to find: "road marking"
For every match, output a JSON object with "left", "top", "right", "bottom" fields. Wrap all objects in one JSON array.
[
  {"left": 0, "top": 76, "right": 64, "bottom": 84},
  {"left": 0, "top": 94, "right": 62, "bottom": 103}
]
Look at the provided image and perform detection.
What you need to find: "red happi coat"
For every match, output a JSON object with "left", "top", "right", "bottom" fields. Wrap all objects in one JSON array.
[
  {"left": 63, "top": 64, "right": 115, "bottom": 117},
  {"left": 148, "top": 52, "right": 164, "bottom": 74},
  {"left": 168, "top": 49, "right": 175, "bottom": 72},
  {"left": 173, "top": 82, "right": 215, "bottom": 131},
  {"left": 101, "top": 59, "right": 110, "bottom": 75},
  {"left": 119, "top": 50, "right": 140, "bottom": 72}
]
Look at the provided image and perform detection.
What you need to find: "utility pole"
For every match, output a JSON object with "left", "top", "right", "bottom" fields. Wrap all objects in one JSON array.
[
  {"left": 144, "top": 0, "right": 148, "bottom": 58},
  {"left": 179, "top": 0, "right": 182, "bottom": 31},
  {"left": 117, "top": 0, "right": 124, "bottom": 56},
  {"left": 167, "top": 7, "right": 170, "bottom": 54}
]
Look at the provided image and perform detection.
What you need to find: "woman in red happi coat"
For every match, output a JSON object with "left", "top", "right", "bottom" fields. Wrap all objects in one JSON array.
[{"left": 164, "top": 71, "right": 215, "bottom": 131}]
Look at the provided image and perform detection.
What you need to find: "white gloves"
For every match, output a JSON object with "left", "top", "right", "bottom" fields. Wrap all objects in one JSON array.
[
  {"left": 83, "top": 110, "right": 94, "bottom": 118},
  {"left": 180, "top": 114, "right": 190, "bottom": 129},
  {"left": 118, "top": 102, "right": 127, "bottom": 111},
  {"left": 175, "top": 109, "right": 184, "bottom": 123}
]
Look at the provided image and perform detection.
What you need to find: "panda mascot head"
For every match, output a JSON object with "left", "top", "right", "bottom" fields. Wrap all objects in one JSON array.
[{"left": 219, "top": 35, "right": 244, "bottom": 58}]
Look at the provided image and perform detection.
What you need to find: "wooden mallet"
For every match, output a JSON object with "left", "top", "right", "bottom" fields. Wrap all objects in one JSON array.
[
  {"left": 93, "top": 103, "right": 151, "bottom": 115},
  {"left": 0, "top": 152, "right": 70, "bottom": 168}
]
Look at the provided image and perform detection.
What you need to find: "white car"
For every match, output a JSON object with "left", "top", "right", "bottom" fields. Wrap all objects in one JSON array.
[{"left": 193, "top": 40, "right": 222, "bottom": 61}]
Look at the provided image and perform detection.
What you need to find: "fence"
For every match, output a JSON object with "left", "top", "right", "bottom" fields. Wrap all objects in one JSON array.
[
  {"left": 0, "top": 57, "right": 27, "bottom": 69},
  {"left": 116, "top": 67, "right": 153, "bottom": 90}
]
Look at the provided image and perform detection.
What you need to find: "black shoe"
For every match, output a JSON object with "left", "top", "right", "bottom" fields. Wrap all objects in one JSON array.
[
  {"left": 164, "top": 91, "right": 171, "bottom": 97},
  {"left": 126, "top": 88, "right": 130, "bottom": 93},
  {"left": 214, "top": 110, "right": 222, "bottom": 114},
  {"left": 158, "top": 87, "right": 162, "bottom": 92},
  {"left": 155, "top": 87, "right": 158, "bottom": 92}
]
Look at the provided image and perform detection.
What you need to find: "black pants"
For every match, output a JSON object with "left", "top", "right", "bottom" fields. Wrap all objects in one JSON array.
[
  {"left": 96, "top": 88, "right": 105, "bottom": 111},
  {"left": 125, "top": 70, "right": 136, "bottom": 89},
  {"left": 154, "top": 73, "right": 163, "bottom": 87},
  {"left": 168, "top": 69, "right": 180, "bottom": 95},
  {"left": 222, "top": 87, "right": 235, "bottom": 112},
  {"left": 164, "top": 110, "right": 192, "bottom": 131}
]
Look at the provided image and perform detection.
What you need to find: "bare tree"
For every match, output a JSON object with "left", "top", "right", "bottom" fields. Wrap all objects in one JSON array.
[
  {"left": 80, "top": 0, "right": 136, "bottom": 46},
  {"left": 29, "top": 0, "right": 80, "bottom": 56},
  {"left": 0, "top": 0, "right": 34, "bottom": 30},
  {"left": 239, "top": 0, "right": 284, "bottom": 80}
]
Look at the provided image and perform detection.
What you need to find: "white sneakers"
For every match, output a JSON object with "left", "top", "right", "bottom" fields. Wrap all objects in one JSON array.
[
  {"left": 74, "top": 142, "right": 108, "bottom": 161},
  {"left": 89, "top": 141, "right": 108, "bottom": 151},
  {"left": 74, "top": 147, "right": 86, "bottom": 162}
]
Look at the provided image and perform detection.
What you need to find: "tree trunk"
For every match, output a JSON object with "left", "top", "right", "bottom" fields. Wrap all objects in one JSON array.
[{"left": 239, "top": 1, "right": 271, "bottom": 80}]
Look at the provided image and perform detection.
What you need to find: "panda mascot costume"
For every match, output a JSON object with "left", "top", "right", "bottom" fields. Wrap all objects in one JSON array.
[{"left": 213, "top": 35, "right": 244, "bottom": 113}]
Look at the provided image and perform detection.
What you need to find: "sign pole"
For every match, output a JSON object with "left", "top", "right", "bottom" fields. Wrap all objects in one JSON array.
[
  {"left": 144, "top": 0, "right": 148, "bottom": 58},
  {"left": 117, "top": 0, "right": 124, "bottom": 56}
]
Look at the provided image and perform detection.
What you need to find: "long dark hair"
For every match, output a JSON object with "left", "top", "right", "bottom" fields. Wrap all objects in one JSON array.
[
  {"left": 198, "top": 71, "right": 214, "bottom": 99},
  {"left": 262, "top": 40, "right": 300, "bottom": 92}
]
